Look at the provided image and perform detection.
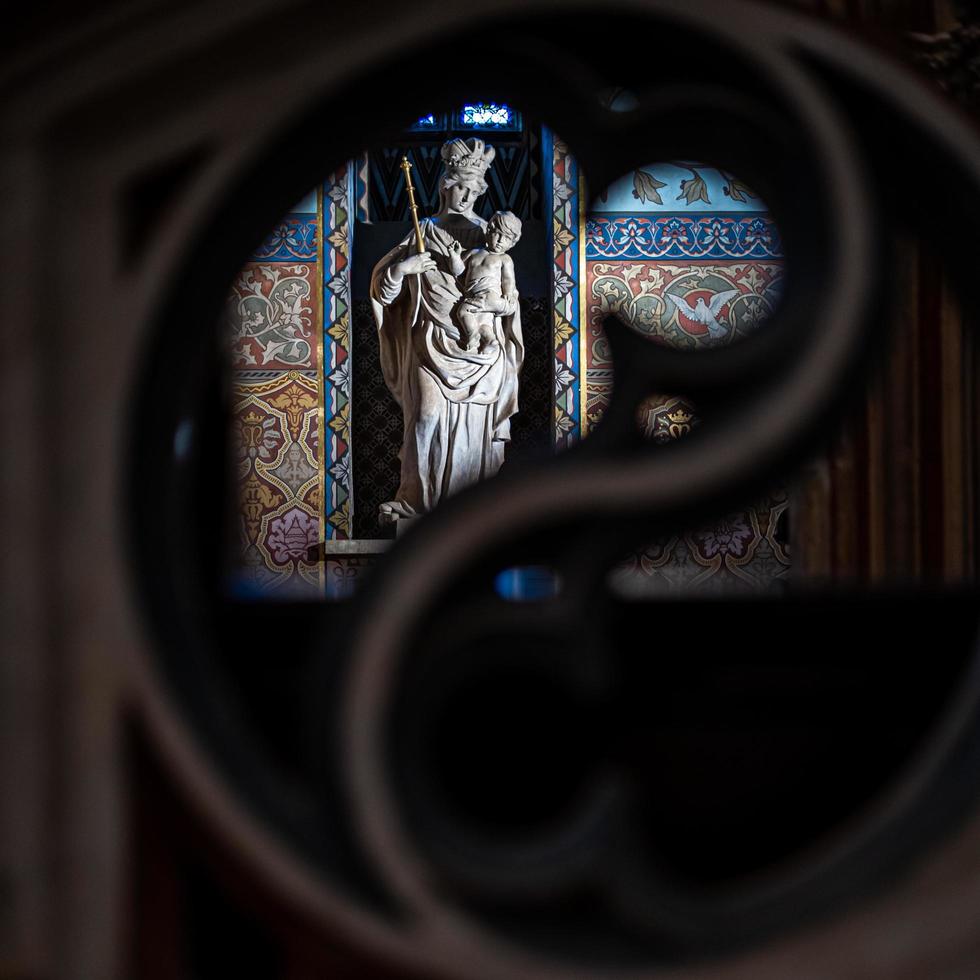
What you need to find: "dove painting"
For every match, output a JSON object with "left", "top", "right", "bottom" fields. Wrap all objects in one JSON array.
[{"left": 666, "top": 287, "right": 741, "bottom": 339}]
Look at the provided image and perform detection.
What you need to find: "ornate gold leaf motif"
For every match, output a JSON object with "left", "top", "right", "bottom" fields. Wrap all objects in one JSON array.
[
  {"left": 328, "top": 498, "right": 352, "bottom": 536},
  {"left": 241, "top": 473, "right": 283, "bottom": 542},
  {"left": 268, "top": 382, "right": 317, "bottom": 440},
  {"left": 327, "top": 314, "right": 350, "bottom": 347},
  {"left": 328, "top": 401, "right": 350, "bottom": 442},
  {"left": 553, "top": 218, "right": 574, "bottom": 252},
  {"left": 553, "top": 314, "right": 574, "bottom": 347},
  {"left": 328, "top": 227, "right": 349, "bottom": 256}
]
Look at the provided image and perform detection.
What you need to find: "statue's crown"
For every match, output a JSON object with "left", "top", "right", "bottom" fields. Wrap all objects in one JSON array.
[{"left": 441, "top": 137, "right": 495, "bottom": 180}]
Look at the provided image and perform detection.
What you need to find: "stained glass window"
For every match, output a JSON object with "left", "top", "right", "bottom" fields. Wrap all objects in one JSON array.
[
  {"left": 406, "top": 105, "right": 522, "bottom": 133},
  {"left": 457, "top": 103, "right": 521, "bottom": 131}
]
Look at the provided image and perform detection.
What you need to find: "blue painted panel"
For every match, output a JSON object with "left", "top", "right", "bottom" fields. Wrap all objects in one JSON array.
[{"left": 409, "top": 112, "right": 448, "bottom": 131}]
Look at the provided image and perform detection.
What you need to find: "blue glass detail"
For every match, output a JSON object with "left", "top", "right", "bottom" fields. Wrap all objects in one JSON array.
[
  {"left": 173, "top": 419, "right": 194, "bottom": 462},
  {"left": 494, "top": 566, "right": 561, "bottom": 601},
  {"left": 409, "top": 112, "right": 447, "bottom": 131},
  {"left": 406, "top": 105, "right": 522, "bottom": 133},
  {"left": 457, "top": 103, "right": 521, "bottom": 131}
]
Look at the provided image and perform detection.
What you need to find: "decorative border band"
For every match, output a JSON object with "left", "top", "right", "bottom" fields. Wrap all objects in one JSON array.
[
  {"left": 587, "top": 213, "right": 782, "bottom": 261},
  {"left": 323, "top": 164, "right": 355, "bottom": 538},
  {"left": 547, "top": 128, "right": 583, "bottom": 449}
]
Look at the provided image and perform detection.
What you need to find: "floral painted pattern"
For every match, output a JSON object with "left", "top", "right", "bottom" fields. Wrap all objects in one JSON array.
[
  {"left": 254, "top": 216, "right": 318, "bottom": 260},
  {"left": 227, "top": 263, "right": 316, "bottom": 369},
  {"left": 587, "top": 215, "right": 783, "bottom": 261},
  {"left": 230, "top": 373, "right": 322, "bottom": 597},
  {"left": 586, "top": 186, "right": 788, "bottom": 594},
  {"left": 588, "top": 262, "right": 784, "bottom": 353},
  {"left": 266, "top": 507, "right": 319, "bottom": 564},
  {"left": 693, "top": 513, "right": 755, "bottom": 560}
]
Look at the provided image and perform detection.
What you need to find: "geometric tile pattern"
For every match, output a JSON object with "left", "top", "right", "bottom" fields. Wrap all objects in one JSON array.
[
  {"left": 504, "top": 296, "right": 553, "bottom": 465},
  {"left": 350, "top": 299, "right": 402, "bottom": 541},
  {"left": 546, "top": 128, "right": 584, "bottom": 449},
  {"left": 593, "top": 163, "right": 770, "bottom": 215}
]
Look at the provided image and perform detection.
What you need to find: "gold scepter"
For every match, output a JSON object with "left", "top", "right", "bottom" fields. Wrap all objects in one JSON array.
[{"left": 400, "top": 155, "right": 426, "bottom": 254}]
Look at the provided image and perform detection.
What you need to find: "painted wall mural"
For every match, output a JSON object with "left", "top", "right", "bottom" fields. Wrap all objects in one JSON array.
[
  {"left": 227, "top": 190, "right": 324, "bottom": 598},
  {"left": 228, "top": 263, "right": 318, "bottom": 368},
  {"left": 596, "top": 162, "right": 767, "bottom": 213},
  {"left": 230, "top": 372, "right": 322, "bottom": 596},
  {"left": 587, "top": 163, "right": 790, "bottom": 594}
]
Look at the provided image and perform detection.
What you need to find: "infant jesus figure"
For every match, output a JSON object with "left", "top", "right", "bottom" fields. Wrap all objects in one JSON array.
[{"left": 449, "top": 210, "right": 522, "bottom": 353}]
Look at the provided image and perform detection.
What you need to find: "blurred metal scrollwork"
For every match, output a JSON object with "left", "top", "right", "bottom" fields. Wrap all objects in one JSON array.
[
  {"left": 335, "top": 4, "right": 980, "bottom": 977},
  {"left": 109, "top": 1, "right": 980, "bottom": 978}
]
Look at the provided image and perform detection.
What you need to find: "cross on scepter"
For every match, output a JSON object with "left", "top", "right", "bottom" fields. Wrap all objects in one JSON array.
[{"left": 400, "top": 155, "right": 426, "bottom": 254}]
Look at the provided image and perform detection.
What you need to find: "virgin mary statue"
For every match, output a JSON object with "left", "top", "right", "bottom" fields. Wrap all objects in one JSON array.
[{"left": 370, "top": 137, "right": 524, "bottom": 523}]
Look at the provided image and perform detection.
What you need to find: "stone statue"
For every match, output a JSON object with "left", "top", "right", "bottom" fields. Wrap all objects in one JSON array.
[
  {"left": 451, "top": 210, "right": 522, "bottom": 352},
  {"left": 369, "top": 137, "right": 524, "bottom": 524}
]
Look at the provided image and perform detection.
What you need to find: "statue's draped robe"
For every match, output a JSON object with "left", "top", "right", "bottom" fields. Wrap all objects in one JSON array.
[{"left": 370, "top": 218, "right": 524, "bottom": 517}]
